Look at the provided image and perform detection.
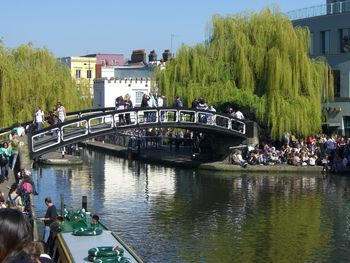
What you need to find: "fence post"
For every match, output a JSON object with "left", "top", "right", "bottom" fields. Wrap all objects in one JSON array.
[{"left": 82, "top": 196, "right": 87, "bottom": 211}]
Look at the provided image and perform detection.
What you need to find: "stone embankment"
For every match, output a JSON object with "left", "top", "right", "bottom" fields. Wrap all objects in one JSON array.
[
  {"left": 80, "top": 141, "right": 323, "bottom": 173},
  {"left": 37, "top": 151, "right": 83, "bottom": 165}
]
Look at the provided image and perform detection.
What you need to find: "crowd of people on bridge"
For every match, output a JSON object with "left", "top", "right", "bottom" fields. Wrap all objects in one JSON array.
[
  {"left": 33, "top": 102, "right": 66, "bottom": 132},
  {"left": 113, "top": 92, "right": 247, "bottom": 127}
]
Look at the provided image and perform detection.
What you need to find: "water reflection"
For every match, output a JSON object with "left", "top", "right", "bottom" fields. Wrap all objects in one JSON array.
[{"left": 32, "top": 150, "right": 350, "bottom": 262}]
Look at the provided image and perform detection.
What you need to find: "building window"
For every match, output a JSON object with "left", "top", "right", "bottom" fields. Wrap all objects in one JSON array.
[
  {"left": 340, "top": 28, "right": 350, "bottom": 53},
  {"left": 112, "top": 59, "right": 117, "bottom": 66},
  {"left": 87, "top": 70, "right": 92, "bottom": 79},
  {"left": 135, "top": 91, "right": 144, "bottom": 105},
  {"left": 101, "top": 59, "right": 106, "bottom": 66},
  {"left": 344, "top": 117, "right": 350, "bottom": 137},
  {"left": 321, "top": 30, "right": 330, "bottom": 54},
  {"left": 332, "top": 70, "right": 340, "bottom": 97},
  {"left": 76, "top": 70, "right": 81, "bottom": 79},
  {"left": 310, "top": 32, "right": 314, "bottom": 55},
  {"left": 98, "top": 91, "right": 102, "bottom": 107}
]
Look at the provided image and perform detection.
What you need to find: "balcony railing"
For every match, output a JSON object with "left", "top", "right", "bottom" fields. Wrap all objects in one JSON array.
[{"left": 286, "top": 0, "right": 350, "bottom": 20}]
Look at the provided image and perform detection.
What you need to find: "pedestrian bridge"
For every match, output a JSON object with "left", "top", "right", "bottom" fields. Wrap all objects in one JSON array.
[{"left": 1, "top": 107, "right": 249, "bottom": 159}]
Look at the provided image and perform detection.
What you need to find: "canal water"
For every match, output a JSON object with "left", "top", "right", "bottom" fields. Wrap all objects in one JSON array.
[{"left": 33, "top": 149, "right": 350, "bottom": 263}]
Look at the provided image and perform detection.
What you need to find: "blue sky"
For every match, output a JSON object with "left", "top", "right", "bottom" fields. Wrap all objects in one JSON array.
[{"left": 0, "top": 0, "right": 324, "bottom": 59}]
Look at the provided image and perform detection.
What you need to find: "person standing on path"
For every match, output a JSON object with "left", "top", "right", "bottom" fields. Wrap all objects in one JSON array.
[
  {"left": 40, "top": 197, "right": 57, "bottom": 243},
  {"left": 0, "top": 142, "right": 12, "bottom": 183},
  {"left": 34, "top": 107, "right": 45, "bottom": 131},
  {"left": 9, "top": 131, "right": 20, "bottom": 170},
  {"left": 56, "top": 102, "right": 66, "bottom": 124}
]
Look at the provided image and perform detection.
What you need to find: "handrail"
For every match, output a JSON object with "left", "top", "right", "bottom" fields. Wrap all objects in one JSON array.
[
  {"left": 28, "top": 107, "right": 247, "bottom": 157},
  {"left": 0, "top": 107, "right": 116, "bottom": 137},
  {"left": 286, "top": 0, "right": 350, "bottom": 20}
]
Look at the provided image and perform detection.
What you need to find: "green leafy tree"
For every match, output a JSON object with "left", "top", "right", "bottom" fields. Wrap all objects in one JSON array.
[
  {"left": 0, "top": 42, "right": 92, "bottom": 127},
  {"left": 155, "top": 9, "right": 333, "bottom": 139}
]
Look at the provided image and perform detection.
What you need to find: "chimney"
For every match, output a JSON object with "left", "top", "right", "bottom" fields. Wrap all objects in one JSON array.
[{"left": 162, "top": 49, "right": 172, "bottom": 62}]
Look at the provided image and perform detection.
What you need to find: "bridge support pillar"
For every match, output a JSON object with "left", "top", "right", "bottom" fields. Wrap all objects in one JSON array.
[
  {"left": 199, "top": 122, "right": 259, "bottom": 161},
  {"left": 200, "top": 134, "right": 244, "bottom": 161}
]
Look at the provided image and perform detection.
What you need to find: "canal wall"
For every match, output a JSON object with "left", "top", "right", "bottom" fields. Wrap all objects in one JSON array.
[{"left": 81, "top": 140, "right": 324, "bottom": 174}]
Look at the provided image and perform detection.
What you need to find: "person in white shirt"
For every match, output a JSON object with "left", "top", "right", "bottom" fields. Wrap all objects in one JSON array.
[
  {"left": 234, "top": 110, "right": 244, "bottom": 120},
  {"left": 56, "top": 102, "right": 66, "bottom": 124},
  {"left": 34, "top": 107, "right": 45, "bottom": 131},
  {"left": 157, "top": 95, "right": 166, "bottom": 121},
  {"left": 233, "top": 109, "right": 245, "bottom": 132},
  {"left": 157, "top": 95, "right": 164, "bottom": 108}
]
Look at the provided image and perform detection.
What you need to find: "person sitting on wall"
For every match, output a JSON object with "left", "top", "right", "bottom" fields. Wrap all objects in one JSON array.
[{"left": 231, "top": 150, "right": 248, "bottom": 168}]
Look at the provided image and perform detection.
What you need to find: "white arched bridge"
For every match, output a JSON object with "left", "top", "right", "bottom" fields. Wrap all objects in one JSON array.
[{"left": 1, "top": 107, "right": 252, "bottom": 159}]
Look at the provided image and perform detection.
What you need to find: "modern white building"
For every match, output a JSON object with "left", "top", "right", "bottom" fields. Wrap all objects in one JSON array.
[
  {"left": 93, "top": 65, "right": 155, "bottom": 108},
  {"left": 288, "top": 0, "right": 350, "bottom": 135}
]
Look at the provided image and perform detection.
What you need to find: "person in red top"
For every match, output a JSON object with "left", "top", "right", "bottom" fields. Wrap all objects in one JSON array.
[{"left": 306, "top": 135, "right": 314, "bottom": 145}]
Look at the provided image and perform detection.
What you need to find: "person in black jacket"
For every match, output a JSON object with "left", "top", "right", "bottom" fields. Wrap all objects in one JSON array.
[{"left": 40, "top": 197, "right": 57, "bottom": 244}]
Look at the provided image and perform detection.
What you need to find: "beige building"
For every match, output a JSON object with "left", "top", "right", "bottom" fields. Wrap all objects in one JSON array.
[{"left": 59, "top": 56, "right": 97, "bottom": 96}]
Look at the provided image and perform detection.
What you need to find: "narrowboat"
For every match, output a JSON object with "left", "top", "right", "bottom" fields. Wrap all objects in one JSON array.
[{"left": 51, "top": 209, "right": 143, "bottom": 263}]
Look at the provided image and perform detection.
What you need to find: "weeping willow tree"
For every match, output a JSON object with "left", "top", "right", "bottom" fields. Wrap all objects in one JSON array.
[
  {"left": 0, "top": 42, "right": 92, "bottom": 128},
  {"left": 155, "top": 8, "right": 334, "bottom": 140}
]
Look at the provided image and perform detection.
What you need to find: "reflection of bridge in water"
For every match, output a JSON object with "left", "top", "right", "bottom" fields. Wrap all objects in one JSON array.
[{"left": 1, "top": 107, "right": 253, "bottom": 159}]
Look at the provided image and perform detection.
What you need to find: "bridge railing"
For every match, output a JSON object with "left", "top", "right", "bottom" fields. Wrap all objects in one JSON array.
[
  {"left": 286, "top": 0, "right": 350, "bottom": 20},
  {"left": 25, "top": 107, "right": 246, "bottom": 157}
]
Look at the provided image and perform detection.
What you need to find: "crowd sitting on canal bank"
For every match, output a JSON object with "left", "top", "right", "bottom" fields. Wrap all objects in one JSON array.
[
  {"left": 231, "top": 133, "right": 350, "bottom": 173},
  {"left": 114, "top": 126, "right": 350, "bottom": 174}
]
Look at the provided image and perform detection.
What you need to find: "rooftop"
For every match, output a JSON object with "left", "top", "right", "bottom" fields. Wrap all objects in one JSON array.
[
  {"left": 114, "top": 65, "right": 155, "bottom": 79},
  {"left": 286, "top": 0, "right": 350, "bottom": 20}
]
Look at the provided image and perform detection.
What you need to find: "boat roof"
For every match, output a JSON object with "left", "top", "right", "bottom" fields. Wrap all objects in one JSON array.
[
  {"left": 57, "top": 211, "right": 142, "bottom": 263},
  {"left": 59, "top": 230, "right": 140, "bottom": 263}
]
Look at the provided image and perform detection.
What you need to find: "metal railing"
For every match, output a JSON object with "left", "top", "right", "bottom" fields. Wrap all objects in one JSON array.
[
  {"left": 0, "top": 107, "right": 116, "bottom": 139},
  {"left": 286, "top": 0, "right": 350, "bottom": 20},
  {"left": 29, "top": 107, "right": 246, "bottom": 157}
]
